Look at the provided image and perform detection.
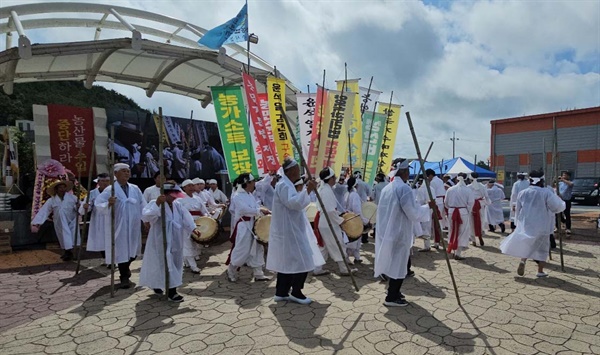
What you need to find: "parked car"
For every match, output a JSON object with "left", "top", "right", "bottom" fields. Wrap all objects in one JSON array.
[{"left": 570, "top": 177, "right": 600, "bottom": 205}]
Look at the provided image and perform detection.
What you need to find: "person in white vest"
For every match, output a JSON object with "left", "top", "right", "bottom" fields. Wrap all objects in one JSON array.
[
  {"left": 32, "top": 180, "right": 78, "bottom": 261},
  {"left": 445, "top": 173, "right": 475, "bottom": 260},
  {"left": 95, "top": 163, "right": 146, "bottom": 289},
  {"left": 225, "top": 173, "right": 271, "bottom": 282},
  {"left": 486, "top": 180, "right": 506, "bottom": 233},
  {"left": 375, "top": 159, "right": 433, "bottom": 307},
  {"left": 179, "top": 179, "right": 209, "bottom": 273},
  {"left": 267, "top": 157, "right": 324, "bottom": 304},
  {"left": 510, "top": 172, "right": 529, "bottom": 231},
  {"left": 208, "top": 179, "right": 228, "bottom": 204},
  {"left": 139, "top": 183, "right": 195, "bottom": 302},
  {"left": 313, "top": 167, "right": 356, "bottom": 276},
  {"left": 500, "top": 171, "right": 565, "bottom": 278},
  {"left": 468, "top": 172, "right": 491, "bottom": 246},
  {"left": 79, "top": 173, "right": 110, "bottom": 264}
]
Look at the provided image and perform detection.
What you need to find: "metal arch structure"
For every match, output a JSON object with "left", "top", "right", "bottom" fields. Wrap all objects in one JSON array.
[{"left": 0, "top": 2, "right": 299, "bottom": 108}]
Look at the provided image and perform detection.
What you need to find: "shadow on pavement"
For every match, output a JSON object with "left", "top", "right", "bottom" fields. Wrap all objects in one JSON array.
[
  {"left": 461, "top": 257, "right": 510, "bottom": 274},
  {"left": 515, "top": 276, "right": 600, "bottom": 298}
]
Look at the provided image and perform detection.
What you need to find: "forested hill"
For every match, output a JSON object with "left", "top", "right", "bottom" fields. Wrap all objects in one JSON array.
[{"left": 0, "top": 81, "right": 146, "bottom": 124}]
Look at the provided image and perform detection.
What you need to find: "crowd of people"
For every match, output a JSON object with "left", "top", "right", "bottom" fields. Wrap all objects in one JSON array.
[{"left": 30, "top": 157, "right": 567, "bottom": 306}]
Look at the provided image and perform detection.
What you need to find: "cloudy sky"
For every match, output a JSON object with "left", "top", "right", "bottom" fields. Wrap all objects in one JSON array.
[{"left": 3, "top": 0, "right": 599, "bottom": 164}]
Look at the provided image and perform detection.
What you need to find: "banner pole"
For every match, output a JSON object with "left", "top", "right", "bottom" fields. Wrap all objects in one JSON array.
[
  {"left": 553, "top": 116, "right": 564, "bottom": 271},
  {"left": 410, "top": 142, "right": 434, "bottom": 189},
  {"left": 158, "top": 107, "right": 170, "bottom": 300},
  {"left": 109, "top": 126, "right": 116, "bottom": 298},
  {"left": 406, "top": 112, "right": 461, "bottom": 306}
]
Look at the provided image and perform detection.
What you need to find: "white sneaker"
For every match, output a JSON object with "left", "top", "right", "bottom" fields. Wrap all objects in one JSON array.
[
  {"left": 227, "top": 269, "right": 237, "bottom": 282},
  {"left": 536, "top": 272, "right": 548, "bottom": 278},
  {"left": 288, "top": 295, "right": 312, "bottom": 305},
  {"left": 565, "top": 229, "right": 572, "bottom": 234},
  {"left": 273, "top": 295, "right": 289, "bottom": 302}
]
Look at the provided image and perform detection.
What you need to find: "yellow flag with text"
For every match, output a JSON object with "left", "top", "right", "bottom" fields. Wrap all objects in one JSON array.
[
  {"left": 376, "top": 102, "right": 401, "bottom": 175},
  {"left": 266, "top": 76, "right": 293, "bottom": 162},
  {"left": 336, "top": 79, "right": 362, "bottom": 171}
]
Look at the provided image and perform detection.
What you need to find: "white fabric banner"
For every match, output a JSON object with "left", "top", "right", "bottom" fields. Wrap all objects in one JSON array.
[
  {"left": 359, "top": 86, "right": 382, "bottom": 114},
  {"left": 296, "top": 93, "right": 316, "bottom": 159}
]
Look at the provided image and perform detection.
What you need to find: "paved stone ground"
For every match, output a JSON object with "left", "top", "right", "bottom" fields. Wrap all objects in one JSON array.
[{"left": 1, "top": 223, "right": 599, "bottom": 354}]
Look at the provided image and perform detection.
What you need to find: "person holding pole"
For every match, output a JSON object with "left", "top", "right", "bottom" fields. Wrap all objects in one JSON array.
[
  {"left": 375, "top": 159, "right": 434, "bottom": 307},
  {"left": 468, "top": 172, "right": 491, "bottom": 246},
  {"left": 225, "top": 173, "right": 271, "bottom": 282},
  {"left": 420, "top": 169, "right": 446, "bottom": 250},
  {"left": 139, "top": 183, "right": 195, "bottom": 302},
  {"left": 313, "top": 167, "right": 357, "bottom": 276},
  {"left": 95, "top": 163, "right": 146, "bottom": 289},
  {"left": 79, "top": 173, "right": 110, "bottom": 265},
  {"left": 267, "top": 157, "right": 324, "bottom": 304},
  {"left": 500, "top": 171, "right": 565, "bottom": 277}
]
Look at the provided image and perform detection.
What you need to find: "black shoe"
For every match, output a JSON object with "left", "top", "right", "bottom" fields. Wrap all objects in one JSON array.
[
  {"left": 488, "top": 224, "right": 495, "bottom": 232},
  {"left": 454, "top": 255, "right": 466, "bottom": 261},
  {"left": 62, "top": 250, "right": 74, "bottom": 261},
  {"left": 168, "top": 294, "right": 184, "bottom": 302},
  {"left": 384, "top": 299, "right": 409, "bottom": 307},
  {"left": 406, "top": 270, "right": 415, "bottom": 278},
  {"left": 153, "top": 288, "right": 164, "bottom": 295},
  {"left": 510, "top": 222, "right": 516, "bottom": 230},
  {"left": 478, "top": 237, "right": 484, "bottom": 246},
  {"left": 354, "top": 259, "right": 363, "bottom": 265},
  {"left": 120, "top": 279, "right": 131, "bottom": 289},
  {"left": 500, "top": 224, "right": 506, "bottom": 233}
]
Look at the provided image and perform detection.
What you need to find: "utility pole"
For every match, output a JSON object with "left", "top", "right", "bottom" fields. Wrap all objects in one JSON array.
[{"left": 450, "top": 131, "right": 460, "bottom": 158}]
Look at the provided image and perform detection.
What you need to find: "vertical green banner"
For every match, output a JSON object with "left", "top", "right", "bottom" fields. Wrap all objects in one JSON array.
[
  {"left": 361, "top": 112, "right": 386, "bottom": 185},
  {"left": 211, "top": 86, "right": 258, "bottom": 180}
]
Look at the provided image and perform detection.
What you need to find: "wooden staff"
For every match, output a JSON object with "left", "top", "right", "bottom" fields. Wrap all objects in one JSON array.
[
  {"left": 109, "top": 125, "right": 116, "bottom": 297},
  {"left": 158, "top": 107, "right": 169, "bottom": 300},
  {"left": 277, "top": 105, "right": 359, "bottom": 292},
  {"left": 406, "top": 112, "right": 461, "bottom": 306},
  {"left": 75, "top": 142, "right": 96, "bottom": 275},
  {"left": 553, "top": 117, "right": 564, "bottom": 271},
  {"left": 411, "top": 142, "right": 434, "bottom": 189}
]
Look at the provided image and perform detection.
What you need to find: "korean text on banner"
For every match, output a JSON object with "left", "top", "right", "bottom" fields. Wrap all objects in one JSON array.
[
  {"left": 359, "top": 86, "right": 382, "bottom": 114},
  {"left": 296, "top": 93, "right": 316, "bottom": 159},
  {"left": 242, "top": 73, "right": 280, "bottom": 173},
  {"left": 47, "top": 104, "right": 96, "bottom": 176},
  {"left": 266, "top": 76, "right": 293, "bottom": 162},
  {"left": 315, "top": 89, "right": 355, "bottom": 175},
  {"left": 307, "top": 86, "right": 326, "bottom": 176},
  {"left": 336, "top": 79, "right": 362, "bottom": 171},
  {"left": 376, "top": 102, "right": 402, "bottom": 175},
  {"left": 210, "top": 86, "right": 258, "bottom": 180},
  {"left": 362, "top": 112, "right": 386, "bottom": 185}
]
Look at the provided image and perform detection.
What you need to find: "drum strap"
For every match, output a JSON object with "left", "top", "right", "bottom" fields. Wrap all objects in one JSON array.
[
  {"left": 446, "top": 208, "right": 463, "bottom": 253},
  {"left": 313, "top": 211, "right": 324, "bottom": 247},
  {"left": 225, "top": 216, "right": 252, "bottom": 265},
  {"left": 190, "top": 211, "right": 203, "bottom": 216}
]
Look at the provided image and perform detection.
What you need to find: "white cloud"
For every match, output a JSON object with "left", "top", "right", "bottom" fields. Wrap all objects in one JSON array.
[{"left": 2, "top": 0, "right": 599, "bottom": 164}]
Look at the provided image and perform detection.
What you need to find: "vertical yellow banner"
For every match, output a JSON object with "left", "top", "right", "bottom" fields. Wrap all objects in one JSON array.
[
  {"left": 376, "top": 102, "right": 402, "bottom": 175},
  {"left": 267, "top": 76, "right": 293, "bottom": 162},
  {"left": 316, "top": 90, "right": 355, "bottom": 175},
  {"left": 336, "top": 79, "right": 362, "bottom": 171}
]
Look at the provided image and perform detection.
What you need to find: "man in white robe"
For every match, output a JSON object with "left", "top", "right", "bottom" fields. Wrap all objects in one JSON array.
[
  {"left": 267, "top": 158, "right": 324, "bottom": 304},
  {"left": 500, "top": 172, "right": 565, "bottom": 277},
  {"left": 139, "top": 184, "right": 195, "bottom": 302},
  {"left": 208, "top": 179, "right": 228, "bottom": 204},
  {"left": 95, "top": 163, "right": 146, "bottom": 289},
  {"left": 226, "top": 173, "right": 271, "bottom": 282},
  {"left": 421, "top": 169, "right": 446, "bottom": 250},
  {"left": 510, "top": 173, "right": 530, "bottom": 231},
  {"left": 486, "top": 180, "right": 506, "bottom": 233},
  {"left": 143, "top": 172, "right": 163, "bottom": 203},
  {"left": 332, "top": 175, "right": 348, "bottom": 212},
  {"left": 468, "top": 173, "right": 491, "bottom": 246},
  {"left": 353, "top": 171, "right": 371, "bottom": 202},
  {"left": 79, "top": 173, "right": 110, "bottom": 263},
  {"left": 255, "top": 175, "right": 278, "bottom": 210},
  {"left": 445, "top": 173, "right": 475, "bottom": 260},
  {"left": 32, "top": 180, "right": 78, "bottom": 261},
  {"left": 345, "top": 177, "right": 369, "bottom": 264},
  {"left": 179, "top": 179, "right": 209, "bottom": 273},
  {"left": 313, "top": 167, "right": 356, "bottom": 276},
  {"left": 375, "top": 160, "right": 433, "bottom": 307}
]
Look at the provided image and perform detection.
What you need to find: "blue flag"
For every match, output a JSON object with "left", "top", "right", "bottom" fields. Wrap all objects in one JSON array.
[{"left": 198, "top": 4, "right": 248, "bottom": 49}]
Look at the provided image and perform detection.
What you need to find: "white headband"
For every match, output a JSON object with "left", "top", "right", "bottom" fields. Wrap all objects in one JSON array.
[
  {"left": 114, "top": 163, "right": 129, "bottom": 172},
  {"left": 530, "top": 176, "right": 545, "bottom": 184},
  {"left": 323, "top": 167, "right": 335, "bottom": 181},
  {"left": 192, "top": 178, "right": 202, "bottom": 184},
  {"left": 181, "top": 179, "right": 194, "bottom": 187},
  {"left": 242, "top": 174, "right": 255, "bottom": 184},
  {"left": 395, "top": 160, "right": 409, "bottom": 170},
  {"left": 283, "top": 158, "right": 298, "bottom": 171}
]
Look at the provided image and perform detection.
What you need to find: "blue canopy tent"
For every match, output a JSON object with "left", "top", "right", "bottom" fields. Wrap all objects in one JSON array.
[{"left": 409, "top": 157, "right": 496, "bottom": 178}]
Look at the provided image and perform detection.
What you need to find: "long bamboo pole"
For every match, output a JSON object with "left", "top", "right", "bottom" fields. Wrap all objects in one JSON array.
[
  {"left": 277, "top": 105, "right": 359, "bottom": 292},
  {"left": 553, "top": 117, "right": 565, "bottom": 271},
  {"left": 406, "top": 112, "right": 461, "bottom": 306},
  {"left": 411, "top": 142, "right": 434, "bottom": 189},
  {"left": 109, "top": 126, "right": 116, "bottom": 297},
  {"left": 75, "top": 142, "right": 96, "bottom": 275},
  {"left": 158, "top": 108, "right": 169, "bottom": 300}
]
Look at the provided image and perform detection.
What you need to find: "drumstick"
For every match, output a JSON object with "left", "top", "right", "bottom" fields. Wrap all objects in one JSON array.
[
  {"left": 277, "top": 105, "right": 360, "bottom": 292},
  {"left": 341, "top": 214, "right": 362, "bottom": 224},
  {"left": 406, "top": 112, "right": 461, "bottom": 306}
]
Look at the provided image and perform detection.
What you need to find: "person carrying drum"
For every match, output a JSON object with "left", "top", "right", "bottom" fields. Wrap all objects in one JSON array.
[
  {"left": 179, "top": 179, "right": 210, "bottom": 274},
  {"left": 267, "top": 157, "right": 324, "bottom": 305},
  {"left": 139, "top": 183, "right": 196, "bottom": 302},
  {"left": 313, "top": 167, "right": 357, "bottom": 276},
  {"left": 226, "top": 173, "right": 271, "bottom": 282},
  {"left": 345, "top": 177, "right": 370, "bottom": 264}
]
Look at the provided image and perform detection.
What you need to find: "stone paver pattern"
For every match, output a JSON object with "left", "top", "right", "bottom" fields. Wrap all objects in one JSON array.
[{"left": 1, "top": 228, "right": 599, "bottom": 355}]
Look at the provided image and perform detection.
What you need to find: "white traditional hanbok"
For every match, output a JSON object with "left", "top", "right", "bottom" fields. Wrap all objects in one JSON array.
[
  {"left": 486, "top": 185, "right": 505, "bottom": 225},
  {"left": 139, "top": 199, "right": 195, "bottom": 289},
  {"left": 468, "top": 181, "right": 491, "bottom": 240},
  {"left": 345, "top": 188, "right": 369, "bottom": 261},
  {"left": 78, "top": 188, "right": 108, "bottom": 252},
  {"left": 375, "top": 178, "right": 430, "bottom": 279},
  {"left": 316, "top": 183, "right": 346, "bottom": 263},
  {"left": 178, "top": 195, "right": 208, "bottom": 270},
  {"left": 510, "top": 178, "right": 530, "bottom": 224},
  {"left": 500, "top": 186, "right": 565, "bottom": 261},
  {"left": 95, "top": 182, "right": 146, "bottom": 264},
  {"left": 143, "top": 185, "right": 161, "bottom": 204},
  {"left": 430, "top": 176, "right": 448, "bottom": 229},
  {"left": 266, "top": 175, "right": 325, "bottom": 274},
  {"left": 32, "top": 194, "right": 79, "bottom": 250},
  {"left": 445, "top": 179, "right": 475, "bottom": 254}
]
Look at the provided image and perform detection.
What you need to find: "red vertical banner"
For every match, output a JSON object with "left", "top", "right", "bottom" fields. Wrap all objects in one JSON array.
[
  {"left": 47, "top": 104, "right": 95, "bottom": 176},
  {"left": 242, "top": 73, "right": 280, "bottom": 172},
  {"left": 307, "top": 86, "right": 327, "bottom": 175},
  {"left": 258, "top": 93, "right": 279, "bottom": 168}
]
